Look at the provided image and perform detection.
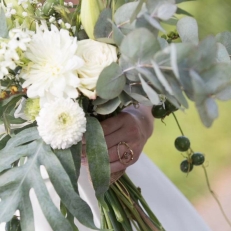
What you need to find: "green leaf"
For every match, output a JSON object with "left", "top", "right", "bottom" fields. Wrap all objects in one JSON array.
[
  {"left": 0, "top": 7, "right": 8, "bottom": 38},
  {"left": 154, "top": 3, "right": 177, "bottom": 21},
  {"left": 94, "top": 8, "right": 112, "bottom": 39},
  {"left": 216, "top": 31, "right": 231, "bottom": 55},
  {"left": 55, "top": 148, "right": 79, "bottom": 193},
  {"left": 139, "top": 75, "right": 160, "bottom": 105},
  {"left": 96, "top": 62, "right": 126, "bottom": 100},
  {"left": 39, "top": 144, "right": 97, "bottom": 229},
  {"left": 176, "top": 16, "right": 199, "bottom": 45},
  {"left": 120, "top": 28, "right": 160, "bottom": 63},
  {"left": 176, "top": 7, "right": 193, "bottom": 16},
  {"left": 188, "top": 36, "right": 217, "bottom": 73},
  {"left": 152, "top": 61, "right": 173, "bottom": 95},
  {"left": 130, "top": 0, "right": 145, "bottom": 23},
  {"left": 95, "top": 97, "right": 121, "bottom": 115},
  {"left": 216, "top": 43, "right": 231, "bottom": 63},
  {"left": 114, "top": 2, "right": 138, "bottom": 34},
  {"left": 111, "top": 22, "right": 124, "bottom": 46},
  {"left": 215, "top": 84, "right": 231, "bottom": 101},
  {"left": 200, "top": 64, "right": 231, "bottom": 95},
  {"left": 143, "top": 13, "right": 165, "bottom": 33},
  {"left": 0, "top": 128, "right": 98, "bottom": 230},
  {"left": 85, "top": 117, "right": 110, "bottom": 206}
]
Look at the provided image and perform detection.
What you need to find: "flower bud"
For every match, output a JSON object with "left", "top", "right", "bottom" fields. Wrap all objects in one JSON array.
[{"left": 80, "top": 0, "right": 102, "bottom": 39}]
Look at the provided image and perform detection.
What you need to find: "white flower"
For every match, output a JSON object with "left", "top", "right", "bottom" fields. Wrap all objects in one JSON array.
[
  {"left": 21, "top": 23, "right": 84, "bottom": 104},
  {"left": 76, "top": 39, "right": 117, "bottom": 99},
  {"left": 36, "top": 98, "right": 86, "bottom": 149},
  {"left": 8, "top": 28, "right": 31, "bottom": 51}
]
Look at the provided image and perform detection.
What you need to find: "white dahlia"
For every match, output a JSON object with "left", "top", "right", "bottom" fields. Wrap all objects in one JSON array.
[
  {"left": 21, "top": 23, "right": 84, "bottom": 104},
  {"left": 36, "top": 98, "right": 86, "bottom": 149}
]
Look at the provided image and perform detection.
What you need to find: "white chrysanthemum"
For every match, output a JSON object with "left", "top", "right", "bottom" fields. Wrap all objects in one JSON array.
[
  {"left": 36, "top": 98, "right": 86, "bottom": 149},
  {"left": 21, "top": 23, "right": 84, "bottom": 104}
]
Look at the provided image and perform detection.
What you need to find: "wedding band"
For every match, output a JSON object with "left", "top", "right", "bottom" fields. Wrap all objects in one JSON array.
[{"left": 117, "top": 141, "right": 134, "bottom": 165}]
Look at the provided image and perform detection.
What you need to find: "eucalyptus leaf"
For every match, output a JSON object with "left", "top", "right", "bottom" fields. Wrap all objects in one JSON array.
[
  {"left": 0, "top": 7, "right": 8, "bottom": 38},
  {"left": 200, "top": 63, "right": 231, "bottom": 95},
  {"left": 136, "top": 67, "right": 164, "bottom": 92},
  {"left": 188, "top": 36, "right": 217, "bottom": 73},
  {"left": 190, "top": 69, "right": 207, "bottom": 104},
  {"left": 95, "top": 97, "right": 121, "bottom": 115},
  {"left": 118, "top": 91, "right": 133, "bottom": 106},
  {"left": 215, "top": 84, "right": 231, "bottom": 101},
  {"left": 195, "top": 98, "right": 218, "bottom": 128},
  {"left": 177, "top": 16, "right": 199, "bottom": 45},
  {"left": 85, "top": 117, "right": 110, "bottom": 206},
  {"left": 139, "top": 75, "right": 160, "bottom": 105},
  {"left": 130, "top": 0, "right": 145, "bottom": 23},
  {"left": 205, "top": 97, "right": 219, "bottom": 120},
  {"left": 216, "top": 43, "right": 231, "bottom": 63},
  {"left": 216, "top": 31, "right": 231, "bottom": 55},
  {"left": 94, "top": 8, "right": 112, "bottom": 39},
  {"left": 96, "top": 62, "right": 126, "bottom": 100},
  {"left": 114, "top": 2, "right": 138, "bottom": 34},
  {"left": 176, "top": 7, "right": 193, "bottom": 16},
  {"left": 155, "top": 3, "right": 177, "bottom": 21},
  {"left": 143, "top": 13, "right": 165, "bottom": 33},
  {"left": 152, "top": 60, "right": 173, "bottom": 95},
  {"left": 120, "top": 28, "right": 160, "bottom": 63},
  {"left": 111, "top": 22, "right": 124, "bottom": 46}
]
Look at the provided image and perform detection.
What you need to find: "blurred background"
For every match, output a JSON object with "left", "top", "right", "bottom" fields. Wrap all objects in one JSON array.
[{"left": 144, "top": 0, "right": 231, "bottom": 230}]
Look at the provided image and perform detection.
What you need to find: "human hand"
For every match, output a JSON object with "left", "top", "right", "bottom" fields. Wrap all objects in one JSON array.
[{"left": 101, "top": 105, "right": 154, "bottom": 173}]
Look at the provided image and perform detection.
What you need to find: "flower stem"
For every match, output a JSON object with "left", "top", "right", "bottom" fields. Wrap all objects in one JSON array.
[
  {"left": 202, "top": 165, "right": 231, "bottom": 227},
  {"left": 172, "top": 112, "right": 184, "bottom": 136}
]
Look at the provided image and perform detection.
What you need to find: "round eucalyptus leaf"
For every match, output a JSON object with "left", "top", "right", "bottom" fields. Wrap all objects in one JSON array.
[
  {"left": 177, "top": 16, "right": 199, "bottom": 45},
  {"left": 96, "top": 62, "right": 126, "bottom": 100}
]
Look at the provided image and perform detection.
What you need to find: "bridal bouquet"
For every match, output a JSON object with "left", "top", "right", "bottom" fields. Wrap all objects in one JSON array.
[{"left": 1, "top": 0, "right": 231, "bottom": 230}]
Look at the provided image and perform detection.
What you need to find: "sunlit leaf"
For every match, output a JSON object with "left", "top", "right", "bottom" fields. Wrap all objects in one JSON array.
[
  {"left": 120, "top": 28, "right": 160, "bottom": 62},
  {"left": 96, "top": 62, "right": 126, "bottom": 100},
  {"left": 152, "top": 61, "right": 173, "bottom": 95},
  {"left": 216, "top": 43, "right": 231, "bottom": 63},
  {"left": 177, "top": 16, "right": 199, "bottom": 45},
  {"left": 139, "top": 75, "right": 160, "bottom": 105},
  {"left": 95, "top": 97, "right": 121, "bottom": 115}
]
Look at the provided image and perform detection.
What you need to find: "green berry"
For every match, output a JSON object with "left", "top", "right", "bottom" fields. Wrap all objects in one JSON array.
[
  {"left": 5, "top": 216, "right": 21, "bottom": 231},
  {"left": 165, "top": 100, "right": 178, "bottom": 113},
  {"left": 180, "top": 160, "right": 193, "bottom": 173},
  {"left": 151, "top": 105, "right": 167, "bottom": 119},
  {"left": 174, "top": 136, "right": 190, "bottom": 152},
  {"left": 191, "top": 152, "right": 205, "bottom": 166}
]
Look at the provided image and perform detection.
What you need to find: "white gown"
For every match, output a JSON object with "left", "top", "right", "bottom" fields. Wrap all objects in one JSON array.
[{"left": 0, "top": 123, "right": 211, "bottom": 231}]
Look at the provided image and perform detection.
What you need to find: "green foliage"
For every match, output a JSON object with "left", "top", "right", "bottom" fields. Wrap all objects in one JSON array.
[
  {"left": 85, "top": 117, "right": 110, "bottom": 207},
  {"left": 0, "top": 7, "right": 8, "bottom": 38},
  {"left": 0, "top": 127, "right": 97, "bottom": 230}
]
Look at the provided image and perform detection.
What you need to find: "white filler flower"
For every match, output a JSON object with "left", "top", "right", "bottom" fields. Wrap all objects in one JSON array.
[
  {"left": 36, "top": 98, "right": 86, "bottom": 149},
  {"left": 21, "top": 23, "right": 84, "bottom": 104}
]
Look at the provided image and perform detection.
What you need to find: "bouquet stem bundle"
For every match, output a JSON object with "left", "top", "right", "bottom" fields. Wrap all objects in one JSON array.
[{"left": 100, "top": 174, "right": 165, "bottom": 231}]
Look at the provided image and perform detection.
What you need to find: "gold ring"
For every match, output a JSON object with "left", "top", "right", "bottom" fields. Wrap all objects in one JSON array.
[{"left": 117, "top": 141, "right": 134, "bottom": 165}]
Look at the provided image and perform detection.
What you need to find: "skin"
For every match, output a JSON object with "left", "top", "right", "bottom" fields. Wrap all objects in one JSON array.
[{"left": 82, "top": 105, "right": 154, "bottom": 173}]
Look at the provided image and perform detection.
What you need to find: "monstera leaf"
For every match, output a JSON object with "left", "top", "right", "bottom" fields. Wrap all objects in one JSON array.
[{"left": 0, "top": 127, "right": 98, "bottom": 231}]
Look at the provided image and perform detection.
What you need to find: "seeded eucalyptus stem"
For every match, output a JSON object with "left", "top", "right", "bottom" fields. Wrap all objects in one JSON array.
[{"left": 172, "top": 111, "right": 231, "bottom": 227}]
